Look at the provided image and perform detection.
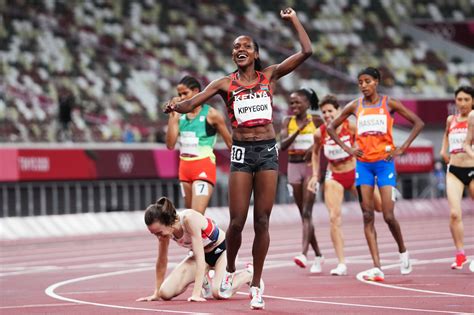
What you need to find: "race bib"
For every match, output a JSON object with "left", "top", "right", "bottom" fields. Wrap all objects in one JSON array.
[
  {"left": 357, "top": 114, "right": 387, "bottom": 135},
  {"left": 449, "top": 131, "right": 467, "bottom": 154},
  {"left": 179, "top": 131, "right": 199, "bottom": 156},
  {"left": 324, "top": 140, "right": 351, "bottom": 161},
  {"left": 231, "top": 145, "right": 245, "bottom": 164},
  {"left": 290, "top": 134, "right": 314, "bottom": 151},
  {"left": 234, "top": 93, "right": 272, "bottom": 125}
]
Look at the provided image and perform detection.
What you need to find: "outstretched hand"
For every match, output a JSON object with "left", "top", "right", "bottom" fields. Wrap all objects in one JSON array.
[
  {"left": 136, "top": 293, "right": 160, "bottom": 302},
  {"left": 163, "top": 96, "right": 181, "bottom": 114},
  {"left": 280, "top": 7, "right": 296, "bottom": 20},
  {"left": 187, "top": 295, "right": 206, "bottom": 302}
]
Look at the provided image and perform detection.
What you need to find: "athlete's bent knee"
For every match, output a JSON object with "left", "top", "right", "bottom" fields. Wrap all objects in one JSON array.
[
  {"left": 228, "top": 218, "right": 246, "bottom": 233},
  {"left": 253, "top": 214, "right": 270, "bottom": 232},
  {"left": 158, "top": 288, "right": 174, "bottom": 301},
  {"left": 450, "top": 211, "right": 461, "bottom": 223},
  {"left": 362, "top": 210, "right": 375, "bottom": 225},
  {"left": 383, "top": 213, "right": 396, "bottom": 226},
  {"left": 330, "top": 214, "right": 341, "bottom": 227}
]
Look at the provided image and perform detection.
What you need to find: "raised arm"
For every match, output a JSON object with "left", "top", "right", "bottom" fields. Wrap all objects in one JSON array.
[
  {"left": 207, "top": 107, "right": 232, "bottom": 149},
  {"left": 463, "top": 111, "right": 474, "bottom": 158},
  {"left": 136, "top": 237, "right": 170, "bottom": 301},
  {"left": 165, "top": 77, "right": 228, "bottom": 114},
  {"left": 387, "top": 98, "right": 425, "bottom": 159},
  {"left": 265, "top": 8, "right": 312, "bottom": 81}
]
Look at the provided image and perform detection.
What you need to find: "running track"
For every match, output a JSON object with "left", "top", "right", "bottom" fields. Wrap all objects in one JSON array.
[{"left": 1, "top": 212, "right": 473, "bottom": 314}]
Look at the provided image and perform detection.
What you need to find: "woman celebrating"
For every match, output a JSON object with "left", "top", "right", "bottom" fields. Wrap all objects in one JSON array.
[
  {"left": 326, "top": 67, "right": 424, "bottom": 281},
  {"left": 165, "top": 8, "right": 312, "bottom": 309},
  {"left": 280, "top": 88, "right": 323, "bottom": 273},
  {"left": 440, "top": 85, "right": 474, "bottom": 270},
  {"left": 136, "top": 197, "right": 252, "bottom": 302},
  {"left": 166, "top": 76, "right": 232, "bottom": 214}
]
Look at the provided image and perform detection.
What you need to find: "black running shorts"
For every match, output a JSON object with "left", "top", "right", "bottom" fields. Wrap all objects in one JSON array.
[
  {"left": 205, "top": 240, "right": 226, "bottom": 267},
  {"left": 230, "top": 139, "right": 279, "bottom": 173},
  {"left": 448, "top": 164, "right": 474, "bottom": 186}
]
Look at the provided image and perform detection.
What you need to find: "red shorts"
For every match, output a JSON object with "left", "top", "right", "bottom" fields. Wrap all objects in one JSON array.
[
  {"left": 179, "top": 157, "right": 216, "bottom": 185},
  {"left": 325, "top": 169, "right": 355, "bottom": 190}
]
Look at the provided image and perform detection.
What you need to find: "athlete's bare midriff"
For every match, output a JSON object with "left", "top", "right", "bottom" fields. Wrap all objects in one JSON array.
[
  {"left": 450, "top": 152, "right": 474, "bottom": 168},
  {"left": 328, "top": 157, "right": 356, "bottom": 174},
  {"left": 232, "top": 124, "right": 276, "bottom": 142}
]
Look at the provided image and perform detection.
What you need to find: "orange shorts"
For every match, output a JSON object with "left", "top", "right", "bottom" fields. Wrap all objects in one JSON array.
[{"left": 179, "top": 157, "right": 216, "bottom": 185}]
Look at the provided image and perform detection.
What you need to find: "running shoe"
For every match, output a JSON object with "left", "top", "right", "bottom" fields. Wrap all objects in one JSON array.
[
  {"left": 451, "top": 253, "right": 467, "bottom": 270},
  {"left": 361, "top": 267, "right": 384, "bottom": 282},
  {"left": 330, "top": 263, "right": 348, "bottom": 276},
  {"left": 250, "top": 286, "right": 265, "bottom": 310},
  {"left": 400, "top": 251, "right": 412, "bottom": 275},
  {"left": 218, "top": 271, "right": 234, "bottom": 299},
  {"left": 202, "top": 272, "right": 212, "bottom": 299},
  {"left": 310, "top": 256, "right": 324, "bottom": 274},
  {"left": 248, "top": 277, "right": 265, "bottom": 297},
  {"left": 293, "top": 254, "right": 307, "bottom": 268}
]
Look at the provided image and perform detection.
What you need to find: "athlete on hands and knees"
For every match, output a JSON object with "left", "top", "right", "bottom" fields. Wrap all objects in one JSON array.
[
  {"left": 326, "top": 67, "right": 424, "bottom": 281},
  {"left": 280, "top": 88, "right": 324, "bottom": 273},
  {"left": 307, "top": 95, "right": 383, "bottom": 276},
  {"left": 166, "top": 76, "right": 232, "bottom": 214},
  {"left": 440, "top": 85, "right": 474, "bottom": 270},
  {"left": 165, "top": 8, "right": 312, "bottom": 309},
  {"left": 136, "top": 197, "right": 252, "bottom": 302}
]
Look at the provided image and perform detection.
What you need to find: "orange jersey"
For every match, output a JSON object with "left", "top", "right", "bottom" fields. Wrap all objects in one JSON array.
[
  {"left": 355, "top": 95, "right": 394, "bottom": 162},
  {"left": 448, "top": 114, "right": 468, "bottom": 154},
  {"left": 287, "top": 114, "right": 316, "bottom": 155},
  {"left": 319, "top": 120, "right": 354, "bottom": 164}
]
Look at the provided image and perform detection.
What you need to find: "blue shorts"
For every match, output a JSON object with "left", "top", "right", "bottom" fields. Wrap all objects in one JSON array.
[{"left": 355, "top": 160, "right": 397, "bottom": 187}]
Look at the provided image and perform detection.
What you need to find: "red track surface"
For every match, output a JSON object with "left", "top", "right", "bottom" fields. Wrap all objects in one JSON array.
[{"left": 1, "top": 212, "right": 473, "bottom": 314}]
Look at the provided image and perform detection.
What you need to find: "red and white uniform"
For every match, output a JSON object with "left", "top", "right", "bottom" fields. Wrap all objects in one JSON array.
[
  {"left": 448, "top": 114, "right": 469, "bottom": 154},
  {"left": 226, "top": 71, "right": 273, "bottom": 128},
  {"left": 319, "top": 120, "right": 354, "bottom": 165},
  {"left": 172, "top": 212, "right": 220, "bottom": 249}
]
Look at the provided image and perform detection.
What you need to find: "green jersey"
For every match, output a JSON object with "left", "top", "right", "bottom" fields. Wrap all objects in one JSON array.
[{"left": 178, "top": 104, "right": 217, "bottom": 161}]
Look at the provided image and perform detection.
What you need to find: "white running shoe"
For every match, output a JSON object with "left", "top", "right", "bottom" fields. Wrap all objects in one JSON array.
[
  {"left": 330, "top": 263, "right": 347, "bottom": 276},
  {"left": 310, "top": 256, "right": 324, "bottom": 274},
  {"left": 362, "top": 267, "right": 384, "bottom": 282},
  {"left": 470, "top": 260, "right": 474, "bottom": 272},
  {"left": 250, "top": 286, "right": 265, "bottom": 310},
  {"left": 202, "top": 272, "right": 212, "bottom": 299},
  {"left": 218, "top": 271, "right": 234, "bottom": 299},
  {"left": 293, "top": 254, "right": 307, "bottom": 268},
  {"left": 400, "top": 251, "right": 412, "bottom": 275}
]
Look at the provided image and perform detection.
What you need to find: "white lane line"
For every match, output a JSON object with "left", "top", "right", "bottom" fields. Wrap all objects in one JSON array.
[
  {"left": 356, "top": 257, "right": 474, "bottom": 298},
  {"left": 44, "top": 267, "right": 209, "bottom": 315},
  {"left": 0, "top": 303, "right": 75, "bottom": 309},
  {"left": 235, "top": 292, "right": 465, "bottom": 314}
]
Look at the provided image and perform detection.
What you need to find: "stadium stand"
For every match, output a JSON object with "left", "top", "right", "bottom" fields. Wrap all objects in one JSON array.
[{"left": 0, "top": 0, "right": 472, "bottom": 143}]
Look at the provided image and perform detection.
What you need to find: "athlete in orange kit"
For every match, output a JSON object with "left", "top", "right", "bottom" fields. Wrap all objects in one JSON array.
[{"left": 326, "top": 67, "right": 424, "bottom": 281}]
